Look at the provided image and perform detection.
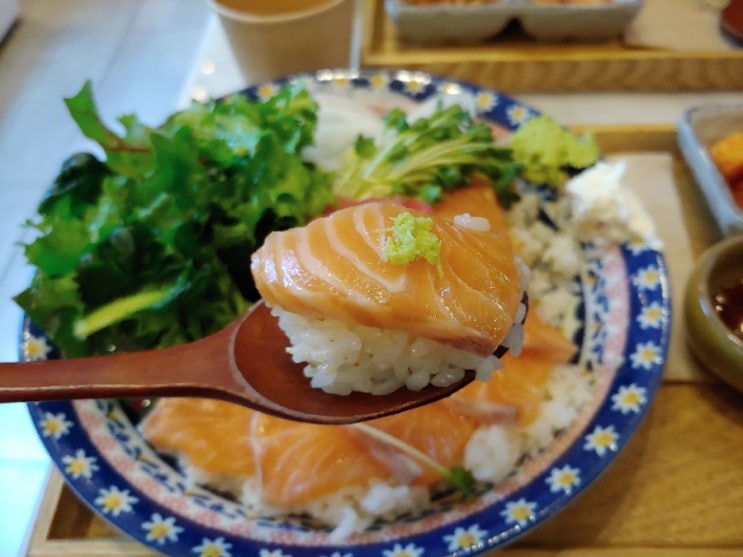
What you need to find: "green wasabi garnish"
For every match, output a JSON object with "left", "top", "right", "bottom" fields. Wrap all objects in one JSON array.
[
  {"left": 384, "top": 212, "right": 441, "bottom": 267},
  {"left": 509, "top": 115, "right": 600, "bottom": 188}
]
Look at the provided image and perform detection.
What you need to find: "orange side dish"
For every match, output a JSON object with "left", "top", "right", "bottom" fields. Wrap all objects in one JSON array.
[{"left": 709, "top": 132, "right": 743, "bottom": 210}]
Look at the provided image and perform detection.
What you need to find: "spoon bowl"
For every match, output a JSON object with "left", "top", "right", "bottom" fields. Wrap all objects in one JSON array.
[{"left": 1, "top": 301, "right": 484, "bottom": 424}]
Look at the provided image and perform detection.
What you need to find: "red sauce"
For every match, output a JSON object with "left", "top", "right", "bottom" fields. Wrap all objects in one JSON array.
[
  {"left": 722, "top": 0, "right": 743, "bottom": 43},
  {"left": 714, "top": 279, "right": 743, "bottom": 340}
]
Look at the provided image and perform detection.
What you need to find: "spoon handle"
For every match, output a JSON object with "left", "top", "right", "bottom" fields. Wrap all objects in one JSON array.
[{"left": 0, "top": 326, "right": 234, "bottom": 403}]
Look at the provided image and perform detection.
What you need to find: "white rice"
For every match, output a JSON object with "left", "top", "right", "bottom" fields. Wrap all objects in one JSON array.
[{"left": 272, "top": 306, "right": 529, "bottom": 395}]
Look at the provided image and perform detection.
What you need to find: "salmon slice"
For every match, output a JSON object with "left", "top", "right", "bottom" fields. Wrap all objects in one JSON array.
[
  {"left": 140, "top": 398, "right": 394, "bottom": 505},
  {"left": 519, "top": 307, "right": 577, "bottom": 363},
  {"left": 364, "top": 402, "right": 478, "bottom": 486},
  {"left": 454, "top": 312, "right": 576, "bottom": 425},
  {"left": 432, "top": 179, "right": 508, "bottom": 231},
  {"left": 139, "top": 398, "right": 257, "bottom": 477},
  {"left": 251, "top": 413, "right": 392, "bottom": 506},
  {"left": 455, "top": 352, "right": 554, "bottom": 426},
  {"left": 251, "top": 201, "right": 522, "bottom": 355}
]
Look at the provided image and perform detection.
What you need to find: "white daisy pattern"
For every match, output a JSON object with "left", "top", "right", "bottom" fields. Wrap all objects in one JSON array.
[
  {"left": 632, "top": 265, "right": 662, "bottom": 291},
  {"left": 506, "top": 104, "right": 532, "bottom": 127},
  {"left": 637, "top": 301, "right": 665, "bottom": 329},
  {"left": 402, "top": 76, "right": 428, "bottom": 96},
  {"left": 320, "top": 552, "right": 353, "bottom": 557},
  {"left": 584, "top": 425, "right": 618, "bottom": 456},
  {"left": 629, "top": 341, "right": 663, "bottom": 370},
  {"left": 23, "top": 333, "right": 52, "bottom": 361},
  {"left": 193, "top": 536, "right": 232, "bottom": 557},
  {"left": 38, "top": 411, "right": 73, "bottom": 440},
  {"left": 443, "top": 524, "right": 488, "bottom": 552},
  {"left": 476, "top": 91, "right": 498, "bottom": 112},
  {"left": 626, "top": 237, "right": 650, "bottom": 255},
  {"left": 95, "top": 485, "right": 139, "bottom": 516},
  {"left": 501, "top": 498, "right": 537, "bottom": 527},
  {"left": 142, "top": 513, "right": 184, "bottom": 546},
  {"left": 612, "top": 383, "right": 647, "bottom": 414},
  {"left": 62, "top": 449, "right": 99, "bottom": 479},
  {"left": 546, "top": 465, "right": 581, "bottom": 494},
  {"left": 255, "top": 82, "right": 279, "bottom": 101},
  {"left": 383, "top": 542, "right": 425, "bottom": 557},
  {"left": 368, "top": 72, "right": 390, "bottom": 90}
]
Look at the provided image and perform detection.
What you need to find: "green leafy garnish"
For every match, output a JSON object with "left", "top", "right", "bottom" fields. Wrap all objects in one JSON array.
[
  {"left": 15, "top": 80, "right": 333, "bottom": 357},
  {"left": 508, "top": 114, "right": 600, "bottom": 188},
  {"left": 351, "top": 423, "right": 476, "bottom": 497},
  {"left": 384, "top": 212, "right": 441, "bottom": 267},
  {"left": 332, "top": 104, "right": 522, "bottom": 208}
]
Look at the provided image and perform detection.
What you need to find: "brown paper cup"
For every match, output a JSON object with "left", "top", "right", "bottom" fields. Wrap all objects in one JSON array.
[{"left": 206, "top": 0, "right": 354, "bottom": 85}]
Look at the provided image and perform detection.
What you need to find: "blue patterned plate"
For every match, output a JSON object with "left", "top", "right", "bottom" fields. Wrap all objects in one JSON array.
[{"left": 23, "top": 69, "right": 670, "bottom": 557}]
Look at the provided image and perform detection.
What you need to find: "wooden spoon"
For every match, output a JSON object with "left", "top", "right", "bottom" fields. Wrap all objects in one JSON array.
[{"left": 0, "top": 301, "right": 483, "bottom": 425}]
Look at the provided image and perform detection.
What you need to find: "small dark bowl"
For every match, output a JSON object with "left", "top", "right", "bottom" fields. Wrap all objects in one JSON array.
[{"left": 684, "top": 235, "right": 743, "bottom": 392}]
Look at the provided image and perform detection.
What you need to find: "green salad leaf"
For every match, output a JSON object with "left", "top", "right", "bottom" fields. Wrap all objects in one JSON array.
[
  {"left": 15, "top": 80, "right": 333, "bottom": 357},
  {"left": 332, "top": 103, "right": 522, "bottom": 208}
]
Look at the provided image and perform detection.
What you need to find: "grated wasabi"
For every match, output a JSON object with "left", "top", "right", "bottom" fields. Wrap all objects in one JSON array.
[
  {"left": 384, "top": 212, "right": 441, "bottom": 267},
  {"left": 509, "top": 115, "right": 599, "bottom": 188}
]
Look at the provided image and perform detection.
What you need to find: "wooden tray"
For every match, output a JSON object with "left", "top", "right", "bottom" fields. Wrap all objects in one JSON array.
[
  {"left": 24, "top": 127, "right": 739, "bottom": 556},
  {"left": 359, "top": 0, "right": 743, "bottom": 92}
]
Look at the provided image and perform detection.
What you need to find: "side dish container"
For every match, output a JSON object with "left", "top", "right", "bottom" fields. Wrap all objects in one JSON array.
[
  {"left": 684, "top": 235, "right": 743, "bottom": 393},
  {"left": 384, "top": 0, "right": 645, "bottom": 45},
  {"left": 677, "top": 105, "right": 743, "bottom": 237}
]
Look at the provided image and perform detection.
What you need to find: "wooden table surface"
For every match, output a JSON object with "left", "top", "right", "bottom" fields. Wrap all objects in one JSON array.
[{"left": 25, "top": 127, "right": 743, "bottom": 556}]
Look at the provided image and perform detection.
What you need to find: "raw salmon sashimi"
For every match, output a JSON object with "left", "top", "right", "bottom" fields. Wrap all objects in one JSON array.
[
  {"left": 250, "top": 200, "right": 524, "bottom": 356},
  {"left": 138, "top": 396, "right": 474, "bottom": 506},
  {"left": 431, "top": 179, "right": 509, "bottom": 232},
  {"left": 249, "top": 414, "right": 393, "bottom": 506},
  {"left": 140, "top": 398, "right": 396, "bottom": 505},
  {"left": 364, "top": 401, "right": 479, "bottom": 486},
  {"left": 453, "top": 311, "right": 577, "bottom": 426},
  {"left": 139, "top": 397, "right": 257, "bottom": 478}
]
